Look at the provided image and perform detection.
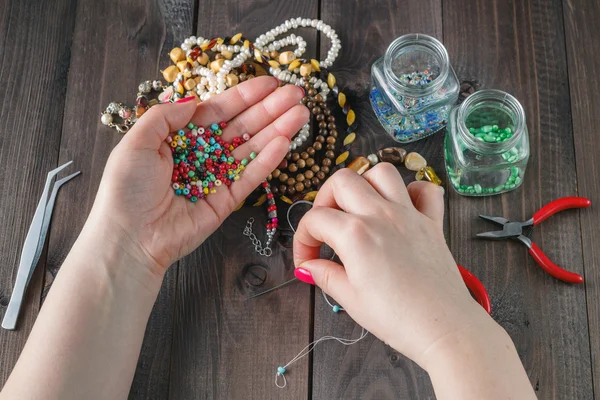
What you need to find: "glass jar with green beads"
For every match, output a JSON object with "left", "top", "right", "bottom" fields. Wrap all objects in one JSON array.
[{"left": 444, "top": 89, "right": 530, "bottom": 196}]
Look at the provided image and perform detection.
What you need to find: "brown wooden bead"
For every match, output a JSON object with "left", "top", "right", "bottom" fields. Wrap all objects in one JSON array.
[
  {"left": 279, "top": 51, "right": 297, "bottom": 64},
  {"left": 307, "top": 147, "right": 316, "bottom": 156},
  {"left": 288, "top": 163, "right": 298, "bottom": 172},
  {"left": 279, "top": 173, "right": 289, "bottom": 182},
  {"left": 278, "top": 159, "right": 288, "bottom": 169},
  {"left": 327, "top": 122, "right": 336, "bottom": 130},
  {"left": 326, "top": 144, "right": 335, "bottom": 150},
  {"left": 322, "top": 158, "right": 332, "bottom": 167},
  {"left": 287, "top": 187, "right": 297, "bottom": 196},
  {"left": 325, "top": 150, "right": 335, "bottom": 159},
  {"left": 348, "top": 156, "right": 371, "bottom": 175},
  {"left": 314, "top": 94, "right": 324, "bottom": 103},
  {"left": 297, "top": 159, "right": 306, "bottom": 168},
  {"left": 377, "top": 147, "right": 407, "bottom": 165},
  {"left": 306, "top": 101, "right": 315, "bottom": 108},
  {"left": 316, "top": 171, "right": 326, "bottom": 179},
  {"left": 304, "top": 170, "right": 314, "bottom": 179},
  {"left": 271, "top": 186, "right": 279, "bottom": 194},
  {"left": 316, "top": 135, "right": 325, "bottom": 143},
  {"left": 319, "top": 128, "right": 328, "bottom": 135},
  {"left": 318, "top": 121, "right": 327, "bottom": 129},
  {"left": 308, "top": 89, "right": 317, "bottom": 96},
  {"left": 313, "top": 142, "right": 322, "bottom": 151},
  {"left": 279, "top": 185, "right": 287, "bottom": 194},
  {"left": 239, "top": 73, "right": 247, "bottom": 81},
  {"left": 302, "top": 96, "right": 310, "bottom": 104},
  {"left": 311, "top": 165, "right": 320, "bottom": 173},
  {"left": 330, "top": 129, "right": 338, "bottom": 137},
  {"left": 300, "top": 152, "right": 309, "bottom": 160},
  {"left": 286, "top": 177, "right": 296, "bottom": 186},
  {"left": 215, "top": 53, "right": 224, "bottom": 60},
  {"left": 326, "top": 136, "right": 336, "bottom": 144},
  {"left": 312, "top": 106, "right": 322, "bottom": 115},
  {"left": 321, "top": 166, "right": 330, "bottom": 174},
  {"left": 327, "top": 116, "right": 336, "bottom": 122},
  {"left": 295, "top": 182, "right": 305, "bottom": 192},
  {"left": 316, "top": 114, "right": 325, "bottom": 121},
  {"left": 306, "top": 158, "right": 315, "bottom": 167},
  {"left": 285, "top": 152, "right": 292, "bottom": 160},
  {"left": 272, "top": 169, "right": 281, "bottom": 178},
  {"left": 324, "top": 108, "right": 331, "bottom": 116},
  {"left": 296, "top": 173, "right": 305, "bottom": 182},
  {"left": 292, "top": 153, "right": 300, "bottom": 161},
  {"left": 311, "top": 177, "right": 320, "bottom": 186},
  {"left": 304, "top": 179, "right": 312, "bottom": 188},
  {"left": 270, "top": 50, "right": 280, "bottom": 59}
]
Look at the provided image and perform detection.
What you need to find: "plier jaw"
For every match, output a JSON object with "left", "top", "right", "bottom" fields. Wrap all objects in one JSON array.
[{"left": 476, "top": 215, "right": 534, "bottom": 239}]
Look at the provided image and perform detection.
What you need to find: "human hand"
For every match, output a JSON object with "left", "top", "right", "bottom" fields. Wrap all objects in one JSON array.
[
  {"left": 292, "top": 164, "right": 494, "bottom": 367},
  {"left": 85, "top": 77, "right": 308, "bottom": 276}
]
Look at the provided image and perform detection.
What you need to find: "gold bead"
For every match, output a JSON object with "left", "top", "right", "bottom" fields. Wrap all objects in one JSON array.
[
  {"left": 169, "top": 47, "right": 186, "bottom": 63},
  {"left": 327, "top": 73, "right": 336, "bottom": 89},
  {"left": 162, "top": 65, "right": 179, "bottom": 83},
  {"left": 343, "top": 132, "right": 356, "bottom": 146},
  {"left": 311, "top": 59, "right": 321, "bottom": 72}
]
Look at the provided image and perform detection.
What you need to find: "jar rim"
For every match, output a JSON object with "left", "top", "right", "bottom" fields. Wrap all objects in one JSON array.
[
  {"left": 383, "top": 34, "right": 450, "bottom": 96},
  {"left": 456, "top": 89, "right": 526, "bottom": 153}
]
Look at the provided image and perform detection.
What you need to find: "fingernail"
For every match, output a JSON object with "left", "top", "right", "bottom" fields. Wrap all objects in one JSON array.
[
  {"left": 294, "top": 267, "right": 315, "bottom": 285},
  {"left": 297, "top": 85, "right": 306, "bottom": 96},
  {"left": 176, "top": 96, "right": 196, "bottom": 103},
  {"left": 272, "top": 76, "right": 280, "bottom": 87}
]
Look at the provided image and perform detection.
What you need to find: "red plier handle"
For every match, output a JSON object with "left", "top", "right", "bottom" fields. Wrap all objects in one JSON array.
[
  {"left": 457, "top": 264, "right": 491, "bottom": 314},
  {"left": 527, "top": 196, "right": 591, "bottom": 284},
  {"left": 532, "top": 196, "right": 591, "bottom": 225}
]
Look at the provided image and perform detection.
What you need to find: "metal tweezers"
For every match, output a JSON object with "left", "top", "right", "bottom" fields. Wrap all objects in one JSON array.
[{"left": 2, "top": 161, "right": 80, "bottom": 330}]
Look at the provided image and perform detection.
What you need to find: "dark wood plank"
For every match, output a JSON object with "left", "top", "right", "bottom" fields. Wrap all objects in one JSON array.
[
  {"left": 42, "top": 1, "right": 194, "bottom": 398},
  {"left": 313, "top": 1, "right": 443, "bottom": 398},
  {"left": 444, "top": 0, "right": 593, "bottom": 398},
  {"left": 0, "top": 0, "right": 77, "bottom": 385},
  {"left": 562, "top": 0, "right": 600, "bottom": 394},
  {"left": 168, "top": 4, "right": 318, "bottom": 398}
]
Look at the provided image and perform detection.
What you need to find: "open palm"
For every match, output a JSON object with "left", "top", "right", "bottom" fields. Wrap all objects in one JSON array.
[{"left": 93, "top": 77, "right": 308, "bottom": 271}]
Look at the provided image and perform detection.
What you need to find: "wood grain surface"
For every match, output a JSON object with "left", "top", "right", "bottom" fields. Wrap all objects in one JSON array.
[{"left": 0, "top": 0, "right": 597, "bottom": 399}]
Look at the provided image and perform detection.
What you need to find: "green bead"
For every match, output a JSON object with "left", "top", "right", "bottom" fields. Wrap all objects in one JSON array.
[
  {"left": 504, "top": 127, "right": 512, "bottom": 134},
  {"left": 188, "top": 171, "right": 195, "bottom": 177},
  {"left": 492, "top": 124, "right": 499, "bottom": 131},
  {"left": 194, "top": 161, "right": 200, "bottom": 167},
  {"left": 228, "top": 156, "right": 234, "bottom": 163},
  {"left": 191, "top": 196, "right": 198, "bottom": 202},
  {"left": 241, "top": 158, "right": 249, "bottom": 166},
  {"left": 474, "top": 184, "right": 482, "bottom": 194},
  {"left": 187, "top": 123, "right": 195, "bottom": 129},
  {"left": 514, "top": 177, "right": 522, "bottom": 185},
  {"left": 202, "top": 181, "right": 209, "bottom": 187},
  {"left": 484, "top": 134, "right": 496, "bottom": 142},
  {"left": 210, "top": 174, "right": 216, "bottom": 182},
  {"left": 250, "top": 152, "right": 257, "bottom": 160},
  {"left": 469, "top": 127, "right": 476, "bottom": 133},
  {"left": 494, "top": 185, "right": 505, "bottom": 193},
  {"left": 482, "top": 125, "right": 493, "bottom": 133},
  {"left": 460, "top": 185, "right": 468, "bottom": 190}
]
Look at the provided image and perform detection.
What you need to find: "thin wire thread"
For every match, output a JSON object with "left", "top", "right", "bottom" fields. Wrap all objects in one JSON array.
[{"left": 275, "top": 200, "right": 367, "bottom": 389}]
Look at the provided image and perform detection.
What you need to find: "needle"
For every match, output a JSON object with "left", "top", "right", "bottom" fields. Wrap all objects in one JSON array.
[{"left": 247, "top": 278, "right": 298, "bottom": 299}]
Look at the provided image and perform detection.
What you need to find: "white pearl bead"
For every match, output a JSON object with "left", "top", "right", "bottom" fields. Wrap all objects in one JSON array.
[{"left": 101, "top": 113, "right": 113, "bottom": 125}]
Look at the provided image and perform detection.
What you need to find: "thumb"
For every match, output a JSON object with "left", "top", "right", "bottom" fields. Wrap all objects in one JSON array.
[
  {"left": 295, "top": 259, "right": 353, "bottom": 303},
  {"left": 121, "top": 96, "right": 198, "bottom": 151}
]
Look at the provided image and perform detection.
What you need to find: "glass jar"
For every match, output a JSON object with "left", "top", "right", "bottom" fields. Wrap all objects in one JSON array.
[
  {"left": 444, "top": 89, "right": 530, "bottom": 196},
  {"left": 370, "top": 34, "right": 459, "bottom": 143}
]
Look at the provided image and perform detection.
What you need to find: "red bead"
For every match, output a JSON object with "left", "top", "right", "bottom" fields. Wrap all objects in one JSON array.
[
  {"left": 262, "top": 182, "right": 269, "bottom": 188},
  {"left": 268, "top": 205, "right": 276, "bottom": 212},
  {"left": 220, "top": 121, "right": 227, "bottom": 128},
  {"left": 267, "top": 193, "right": 274, "bottom": 199}
]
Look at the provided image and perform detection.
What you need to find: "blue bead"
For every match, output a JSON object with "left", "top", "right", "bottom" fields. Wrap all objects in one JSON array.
[
  {"left": 182, "top": 188, "right": 190, "bottom": 195},
  {"left": 332, "top": 305, "right": 340, "bottom": 313},
  {"left": 178, "top": 129, "right": 185, "bottom": 135},
  {"left": 175, "top": 189, "right": 182, "bottom": 196},
  {"left": 277, "top": 366, "right": 286, "bottom": 375},
  {"left": 211, "top": 123, "right": 219, "bottom": 131}
]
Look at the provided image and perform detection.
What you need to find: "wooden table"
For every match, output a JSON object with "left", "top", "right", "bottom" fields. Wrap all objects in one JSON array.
[{"left": 1, "top": 0, "right": 598, "bottom": 398}]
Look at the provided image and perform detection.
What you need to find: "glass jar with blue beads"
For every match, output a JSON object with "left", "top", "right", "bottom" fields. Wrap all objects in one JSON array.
[{"left": 370, "top": 34, "right": 459, "bottom": 143}]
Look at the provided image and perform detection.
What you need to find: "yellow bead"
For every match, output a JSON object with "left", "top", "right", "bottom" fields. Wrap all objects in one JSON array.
[
  {"left": 203, "top": 188, "right": 209, "bottom": 194},
  {"left": 221, "top": 50, "right": 233, "bottom": 60},
  {"left": 254, "top": 48, "right": 263, "bottom": 63},
  {"left": 210, "top": 59, "right": 225, "bottom": 72},
  {"left": 200, "top": 42, "right": 209, "bottom": 51},
  {"left": 311, "top": 59, "right": 321, "bottom": 72},
  {"left": 327, "top": 73, "right": 336, "bottom": 88},
  {"left": 231, "top": 33, "right": 242, "bottom": 44},
  {"left": 253, "top": 194, "right": 267, "bottom": 206},
  {"left": 226, "top": 73, "right": 239, "bottom": 87},
  {"left": 338, "top": 92, "right": 346, "bottom": 108},
  {"left": 183, "top": 70, "right": 192, "bottom": 78},
  {"left": 197, "top": 52, "right": 209, "bottom": 65},
  {"left": 210, "top": 188, "right": 216, "bottom": 194},
  {"left": 184, "top": 79, "right": 197, "bottom": 90},
  {"left": 176, "top": 60, "right": 189, "bottom": 72},
  {"left": 268, "top": 60, "right": 280, "bottom": 69},
  {"left": 233, "top": 200, "right": 245, "bottom": 211},
  {"left": 162, "top": 65, "right": 179, "bottom": 83},
  {"left": 234, "top": 175, "right": 240, "bottom": 181},
  {"left": 303, "top": 191, "right": 318, "bottom": 201},
  {"left": 288, "top": 59, "right": 301, "bottom": 71},
  {"left": 217, "top": 38, "right": 224, "bottom": 45},
  {"left": 280, "top": 196, "right": 293, "bottom": 205},
  {"left": 343, "top": 132, "right": 356, "bottom": 146},
  {"left": 175, "top": 84, "right": 184, "bottom": 95},
  {"left": 336, "top": 151, "right": 349, "bottom": 165},
  {"left": 346, "top": 110, "right": 356, "bottom": 126},
  {"left": 243, "top": 40, "right": 250, "bottom": 48},
  {"left": 173, "top": 135, "right": 181, "bottom": 141},
  {"left": 347, "top": 156, "right": 370, "bottom": 175},
  {"left": 240, "top": 165, "right": 245, "bottom": 170},
  {"left": 300, "top": 63, "right": 312, "bottom": 77},
  {"left": 180, "top": 142, "right": 187, "bottom": 149},
  {"left": 278, "top": 51, "right": 296, "bottom": 64},
  {"left": 423, "top": 166, "right": 443, "bottom": 185},
  {"left": 416, "top": 169, "right": 425, "bottom": 181}
]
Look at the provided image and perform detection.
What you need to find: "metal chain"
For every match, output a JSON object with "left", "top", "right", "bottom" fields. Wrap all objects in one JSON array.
[{"left": 243, "top": 218, "right": 273, "bottom": 257}]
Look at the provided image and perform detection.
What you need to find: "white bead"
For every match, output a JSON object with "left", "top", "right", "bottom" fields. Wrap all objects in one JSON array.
[
  {"left": 101, "top": 113, "right": 113, "bottom": 125},
  {"left": 181, "top": 43, "right": 189, "bottom": 51},
  {"left": 368, "top": 154, "right": 379, "bottom": 165}
]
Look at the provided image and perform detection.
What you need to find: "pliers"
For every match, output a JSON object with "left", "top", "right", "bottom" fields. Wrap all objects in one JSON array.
[
  {"left": 457, "top": 264, "right": 491, "bottom": 314},
  {"left": 477, "top": 196, "right": 591, "bottom": 284}
]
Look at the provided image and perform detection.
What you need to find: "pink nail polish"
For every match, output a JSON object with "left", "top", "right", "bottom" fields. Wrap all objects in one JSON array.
[
  {"left": 176, "top": 96, "right": 196, "bottom": 103},
  {"left": 295, "top": 267, "right": 315, "bottom": 285}
]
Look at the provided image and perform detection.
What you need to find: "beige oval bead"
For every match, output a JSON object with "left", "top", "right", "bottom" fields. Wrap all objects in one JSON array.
[
  {"left": 184, "top": 78, "right": 197, "bottom": 90},
  {"left": 254, "top": 48, "right": 263, "bottom": 63},
  {"left": 343, "top": 132, "right": 356, "bottom": 146},
  {"left": 226, "top": 73, "right": 239, "bottom": 87},
  {"left": 176, "top": 60, "right": 189, "bottom": 72},
  {"left": 197, "top": 52, "right": 209, "bottom": 65},
  {"left": 404, "top": 152, "right": 427, "bottom": 171},
  {"left": 162, "top": 65, "right": 179, "bottom": 83},
  {"left": 346, "top": 109, "right": 356, "bottom": 126},
  {"left": 210, "top": 59, "right": 225, "bottom": 72},
  {"left": 300, "top": 63, "right": 312, "bottom": 77},
  {"left": 243, "top": 39, "right": 250, "bottom": 48},
  {"left": 347, "top": 156, "right": 370, "bottom": 175},
  {"left": 335, "top": 151, "right": 349, "bottom": 165},
  {"left": 278, "top": 51, "right": 296, "bottom": 65},
  {"left": 221, "top": 49, "right": 233, "bottom": 60},
  {"left": 169, "top": 47, "right": 186, "bottom": 63},
  {"left": 268, "top": 60, "right": 280, "bottom": 69},
  {"left": 327, "top": 73, "right": 336, "bottom": 88},
  {"left": 338, "top": 92, "right": 346, "bottom": 108},
  {"left": 311, "top": 59, "right": 321, "bottom": 72}
]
